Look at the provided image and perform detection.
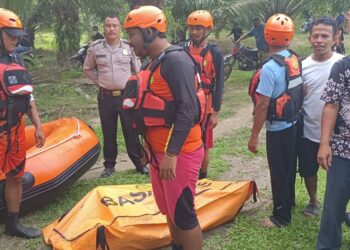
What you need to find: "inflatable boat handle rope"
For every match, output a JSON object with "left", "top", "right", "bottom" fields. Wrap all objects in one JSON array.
[{"left": 27, "top": 117, "right": 81, "bottom": 159}]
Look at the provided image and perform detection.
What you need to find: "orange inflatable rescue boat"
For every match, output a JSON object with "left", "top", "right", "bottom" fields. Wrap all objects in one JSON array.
[{"left": 0, "top": 117, "right": 100, "bottom": 216}]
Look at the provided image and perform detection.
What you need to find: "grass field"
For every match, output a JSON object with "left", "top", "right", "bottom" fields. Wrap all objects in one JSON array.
[{"left": 1, "top": 29, "right": 350, "bottom": 249}]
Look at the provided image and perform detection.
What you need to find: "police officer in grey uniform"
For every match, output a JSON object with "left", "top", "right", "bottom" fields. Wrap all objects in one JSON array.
[{"left": 84, "top": 15, "right": 149, "bottom": 177}]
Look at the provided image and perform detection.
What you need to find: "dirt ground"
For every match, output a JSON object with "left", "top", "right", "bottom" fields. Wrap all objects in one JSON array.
[{"left": 82, "top": 103, "right": 270, "bottom": 192}]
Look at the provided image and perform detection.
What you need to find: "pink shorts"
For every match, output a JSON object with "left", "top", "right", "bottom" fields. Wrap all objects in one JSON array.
[
  {"left": 203, "top": 115, "right": 214, "bottom": 149},
  {"left": 150, "top": 146, "right": 204, "bottom": 230}
]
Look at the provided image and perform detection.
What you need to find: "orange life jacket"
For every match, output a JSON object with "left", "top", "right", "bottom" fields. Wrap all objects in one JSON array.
[
  {"left": 123, "top": 46, "right": 206, "bottom": 135},
  {"left": 248, "top": 50, "right": 303, "bottom": 122},
  {"left": 0, "top": 63, "right": 33, "bottom": 133},
  {"left": 184, "top": 42, "right": 215, "bottom": 95}
]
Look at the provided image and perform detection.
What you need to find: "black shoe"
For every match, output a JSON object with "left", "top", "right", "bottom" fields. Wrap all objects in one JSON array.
[
  {"left": 171, "top": 242, "right": 183, "bottom": 250},
  {"left": 136, "top": 165, "right": 149, "bottom": 175},
  {"left": 198, "top": 170, "right": 207, "bottom": 180},
  {"left": 5, "top": 212, "right": 41, "bottom": 238},
  {"left": 345, "top": 212, "right": 350, "bottom": 227},
  {"left": 5, "top": 223, "right": 41, "bottom": 238},
  {"left": 100, "top": 168, "right": 115, "bottom": 178}
]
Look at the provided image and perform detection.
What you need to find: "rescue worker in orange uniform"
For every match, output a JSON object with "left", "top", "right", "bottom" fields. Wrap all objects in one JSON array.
[
  {"left": 0, "top": 8, "right": 45, "bottom": 238},
  {"left": 124, "top": 6, "right": 204, "bottom": 250},
  {"left": 181, "top": 10, "right": 224, "bottom": 179}
]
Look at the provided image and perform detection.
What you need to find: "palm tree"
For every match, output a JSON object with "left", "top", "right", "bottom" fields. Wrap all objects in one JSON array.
[
  {"left": 126, "top": 0, "right": 164, "bottom": 9},
  {"left": 220, "top": 0, "right": 306, "bottom": 23}
]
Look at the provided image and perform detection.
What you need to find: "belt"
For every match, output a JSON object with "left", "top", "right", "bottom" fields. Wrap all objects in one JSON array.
[{"left": 100, "top": 88, "right": 123, "bottom": 97}]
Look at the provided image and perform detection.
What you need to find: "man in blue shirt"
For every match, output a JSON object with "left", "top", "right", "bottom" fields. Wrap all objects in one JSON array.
[
  {"left": 248, "top": 14, "right": 301, "bottom": 227},
  {"left": 237, "top": 17, "right": 268, "bottom": 61}
]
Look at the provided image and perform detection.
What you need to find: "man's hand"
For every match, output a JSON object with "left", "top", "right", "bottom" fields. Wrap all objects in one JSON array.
[
  {"left": 159, "top": 154, "right": 177, "bottom": 180},
  {"left": 317, "top": 143, "right": 332, "bottom": 171},
  {"left": 248, "top": 134, "right": 259, "bottom": 153},
  {"left": 35, "top": 127, "right": 45, "bottom": 148},
  {"left": 209, "top": 111, "right": 219, "bottom": 129}
]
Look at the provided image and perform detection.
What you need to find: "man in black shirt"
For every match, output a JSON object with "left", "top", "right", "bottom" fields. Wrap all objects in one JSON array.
[
  {"left": 91, "top": 25, "right": 104, "bottom": 41},
  {"left": 227, "top": 22, "right": 243, "bottom": 41}
]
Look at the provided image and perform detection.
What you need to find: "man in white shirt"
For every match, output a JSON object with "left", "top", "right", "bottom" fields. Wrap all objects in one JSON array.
[{"left": 299, "top": 17, "right": 344, "bottom": 216}]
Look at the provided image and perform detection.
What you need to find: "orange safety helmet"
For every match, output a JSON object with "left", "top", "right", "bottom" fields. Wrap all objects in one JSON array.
[
  {"left": 124, "top": 5, "right": 167, "bottom": 33},
  {"left": 0, "top": 8, "right": 25, "bottom": 38},
  {"left": 264, "top": 13, "right": 294, "bottom": 46},
  {"left": 187, "top": 10, "right": 214, "bottom": 30}
]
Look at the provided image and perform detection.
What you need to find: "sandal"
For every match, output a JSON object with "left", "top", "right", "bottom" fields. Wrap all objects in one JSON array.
[
  {"left": 261, "top": 217, "right": 283, "bottom": 228},
  {"left": 303, "top": 203, "right": 319, "bottom": 217}
]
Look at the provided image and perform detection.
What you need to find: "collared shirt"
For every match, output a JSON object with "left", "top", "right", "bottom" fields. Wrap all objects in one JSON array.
[
  {"left": 257, "top": 49, "right": 293, "bottom": 131},
  {"left": 83, "top": 39, "right": 141, "bottom": 90},
  {"left": 321, "top": 56, "right": 350, "bottom": 159}
]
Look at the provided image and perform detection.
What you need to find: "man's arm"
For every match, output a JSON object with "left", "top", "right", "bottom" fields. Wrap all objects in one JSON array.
[
  {"left": 83, "top": 47, "right": 98, "bottom": 85},
  {"left": 210, "top": 46, "right": 225, "bottom": 128},
  {"left": 248, "top": 94, "right": 270, "bottom": 153},
  {"left": 161, "top": 52, "right": 197, "bottom": 156},
  {"left": 317, "top": 103, "right": 339, "bottom": 170},
  {"left": 248, "top": 63, "right": 275, "bottom": 153},
  {"left": 237, "top": 28, "right": 253, "bottom": 43},
  {"left": 27, "top": 100, "right": 45, "bottom": 148}
]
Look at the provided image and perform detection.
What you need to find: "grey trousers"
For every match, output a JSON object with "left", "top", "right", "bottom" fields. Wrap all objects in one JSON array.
[{"left": 317, "top": 156, "right": 350, "bottom": 250}]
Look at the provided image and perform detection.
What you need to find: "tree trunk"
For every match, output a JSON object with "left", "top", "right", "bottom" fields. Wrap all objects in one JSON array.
[{"left": 53, "top": 0, "right": 80, "bottom": 61}]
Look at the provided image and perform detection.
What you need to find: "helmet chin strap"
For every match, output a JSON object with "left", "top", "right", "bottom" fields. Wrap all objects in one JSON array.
[
  {"left": 0, "top": 31, "right": 5, "bottom": 52},
  {"left": 0, "top": 30, "right": 13, "bottom": 55},
  {"left": 191, "top": 29, "right": 211, "bottom": 48}
]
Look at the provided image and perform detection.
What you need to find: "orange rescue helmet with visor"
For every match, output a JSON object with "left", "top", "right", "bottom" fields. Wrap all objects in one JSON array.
[
  {"left": 124, "top": 5, "right": 167, "bottom": 32},
  {"left": 0, "top": 8, "right": 26, "bottom": 38}
]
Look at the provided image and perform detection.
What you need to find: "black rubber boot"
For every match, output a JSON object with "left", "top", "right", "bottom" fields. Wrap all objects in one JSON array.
[
  {"left": 5, "top": 212, "right": 41, "bottom": 238},
  {"left": 345, "top": 212, "right": 350, "bottom": 227},
  {"left": 171, "top": 242, "right": 183, "bottom": 250}
]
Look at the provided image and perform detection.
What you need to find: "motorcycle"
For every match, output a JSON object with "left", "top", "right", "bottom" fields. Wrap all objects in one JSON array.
[
  {"left": 299, "top": 18, "right": 312, "bottom": 32},
  {"left": 69, "top": 43, "right": 90, "bottom": 69},
  {"left": 223, "top": 40, "right": 260, "bottom": 81},
  {"left": 18, "top": 47, "right": 35, "bottom": 68}
]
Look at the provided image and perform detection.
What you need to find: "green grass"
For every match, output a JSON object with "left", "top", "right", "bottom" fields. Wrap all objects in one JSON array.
[
  {"left": 35, "top": 31, "right": 56, "bottom": 51},
  {"left": 204, "top": 132, "right": 350, "bottom": 250},
  {"left": 220, "top": 70, "right": 252, "bottom": 119},
  {"left": 17, "top": 170, "right": 150, "bottom": 250}
]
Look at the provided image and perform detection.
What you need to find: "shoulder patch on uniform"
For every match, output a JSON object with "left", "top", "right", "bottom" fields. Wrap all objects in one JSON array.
[
  {"left": 120, "top": 39, "right": 131, "bottom": 49},
  {"left": 92, "top": 39, "right": 104, "bottom": 47}
]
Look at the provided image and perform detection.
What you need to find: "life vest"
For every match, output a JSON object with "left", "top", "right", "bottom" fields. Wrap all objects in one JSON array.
[
  {"left": 183, "top": 42, "right": 216, "bottom": 95},
  {"left": 123, "top": 46, "right": 206, "bottom": 135},
  {"left": 248, "top": 50, "right": 303, "bottom": 123},
  {"left": 0, "top": 63, "right": 33, "bottom": 133}
]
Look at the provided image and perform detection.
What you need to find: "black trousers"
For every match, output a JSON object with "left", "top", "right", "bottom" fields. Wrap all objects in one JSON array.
[
  {"left": 98, "top": 91, "right": 145, "bottom": 170},
  {"left": 266, "top": 124, "right": 297, "bottom": 226}
]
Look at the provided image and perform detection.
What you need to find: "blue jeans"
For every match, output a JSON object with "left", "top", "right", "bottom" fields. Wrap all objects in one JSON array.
[{"left": 317, "top": 156, "right": 350, "bottom": 250}]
